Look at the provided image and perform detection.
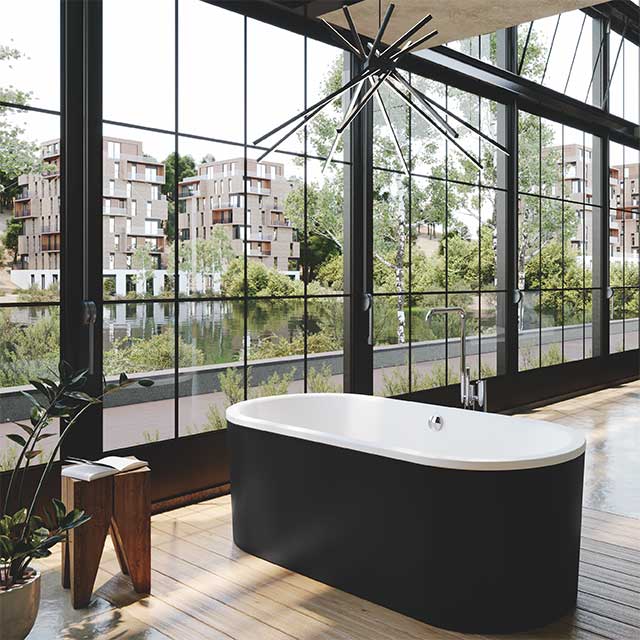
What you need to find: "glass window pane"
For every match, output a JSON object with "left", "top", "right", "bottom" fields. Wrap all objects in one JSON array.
[
  {"left": 411, "top": 293, "right": 448, "bottom": 391},
  {"left": 447, "top": 183, "right": 481, "bottom": 292},
  {"left": 247, "top": 298, "right": 304, "bottom": 398},
  {"left": 518, "top": 112, "right": 540, "bottom": 195},
  {"left": 409, "top": 77, "right": 447, "bottom": 178},
  {"left": 480, "top": 292, "right": 501, "bottom": 378},
  {"left": 176, "top": 137, "right": 247, "bottom": 299},
  {"left": 564, "top": 290, "right": 585, "bottom": 363},
  {"left": 609, "top": 288, "right": 626, "bottom": 354},
  {"left": 103, "top": 0, "right": 175, "bottom": 130},
  {"left": 520, "top": 194, "right": 540, "bottom": 290},
  {"left": 373, "top": 169, "right": 409, "bottom": 294},
  {"left": 519, "top": 290, "right": 540, "bottom": 370},
  {"left": 307, "top": 297, "right": 344, "bottom": 393},
  {"left": 103, "top": 301, "right": 175, "bottom": 449},
  {"left": 179, "top": 0, "right": 244, "bottom": 142},
  {"left": 102, "top": 124, "right": 173, "bottom": 299},
  {"left": 179, "top": 299, "right": 244, "bottom": 436},
  {"left": 247, "top": 20, "right": 304, "bottom": 156},
  {"left": 447, "top": 293, "right": 480, "bottom": 383},
  {"left": 0, "top": 0, "right": 60, "bottom": 111},
  {"left": 410, "top": 176, "right": 446, "bottom": 293},
  {"left": 540, "top": 289, "right": 564, "bottom": 367},
  {"left": 480, "top": 188, "right": 498, "bottom": 290},
  {"left": 2, "top": 108, "right": 61, "bottom": 300},
  {"left": 374, "top": 295, "right": 409, "bottom": 397},
  {"left": 304, "top": 159, "right": 344, "bottom": 290},
  {"left": 0, "top": 305, "right": 60, "bottom": 469},
  {"left": 447, "top": 86, "right": 480, "bottom": 186},
  {"left": 373, "top": 78, "right": 410, "bottom": 174}
]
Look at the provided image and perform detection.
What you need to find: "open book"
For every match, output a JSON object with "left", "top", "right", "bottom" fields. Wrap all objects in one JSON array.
[{"left": 61, "top": 456, "right": 147, "bottom": 482}]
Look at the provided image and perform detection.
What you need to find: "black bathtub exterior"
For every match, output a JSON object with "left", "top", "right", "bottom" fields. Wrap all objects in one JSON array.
[{"left": 228, "top": 422, "right": 585, "bottom": 634}]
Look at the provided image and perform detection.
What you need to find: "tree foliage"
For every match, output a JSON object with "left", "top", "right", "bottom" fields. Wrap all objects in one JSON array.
[
  {"left": 162, "top": 152, "right": 197, "bottom": 240},
  {"left": 0, "top": 46, "right": 42, "bottom": 209},
  {"left": 2, "top": 217, "right": 23, "bottom": 263}
]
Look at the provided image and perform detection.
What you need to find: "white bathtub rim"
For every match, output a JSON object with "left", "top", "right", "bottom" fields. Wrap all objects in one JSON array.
[{"left": 226, "top": 394, "right": 586, "bottom": 472}]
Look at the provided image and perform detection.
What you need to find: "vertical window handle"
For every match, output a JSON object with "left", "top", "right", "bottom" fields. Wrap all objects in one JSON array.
[
  {"left": 81, "top": 300, "right": 97, "bottom": 374},
  {"left": 81, "top": 300, "right": 97, "bottom": 326},
  {"left": 363, "top": 293, "right": 374, "bottom": 346}
]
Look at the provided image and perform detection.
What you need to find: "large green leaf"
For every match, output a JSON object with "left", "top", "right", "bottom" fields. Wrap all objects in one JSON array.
[
  {"left": 29, "top": 379, "right": 53, "bottom": 402},
  {"left": 0, "top": 516, "right": 12, "bottom": 535},
  {"left": 60, "top": 508, "right": 90, "bottom": 531},
  {"left": 39, "top": 377, "right": 59, "bottom": 392},
  {"left": 58, "top": 360, "right": 73, "bottom": 384},
  {"left": 30, "top": 405, "right": 43, "bottom": 427},
  {"left": 6, "top": 433, "right": 27, "bottom": 448},
  {"left": 0, "top": 535, "right": 14, "bottom": 559},
  {"left": 64, "top": 391, "right": 94, "bottom": 403},
  {"left": 12, "top": 508, "right": 27, "bottom": 525},
  {"left": 14, "top": 421, "right": 34, "bottom": 436},
  {"left": 51, "top": 498, "right": 66, "bottom": 524},
  {"left": 20, "top": 390, "right": 42, "bottom": 408}
]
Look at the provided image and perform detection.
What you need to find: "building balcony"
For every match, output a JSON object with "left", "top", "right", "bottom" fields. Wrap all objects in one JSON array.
[
  {"left": 104, "top": 187, "right": 129, "bottom": 198},
  {"left": 270, "top": 214, "right": 292, "bottom": 227},
  {"left": 129, "top": 230, "right": 165, "bottom": 237},
  {"left": 14, "top": 189, "right": 33, "bottom": 201},
  {"left": 124, "top": 154, "right": 164, "bottom": 166},
  {"left": 129, "top": 172, "right": 165, "bottom": 184},
  {"left": 103, "top": 205, "right": 128, "bottom": 216},
  {"left": 41, "top": 236, "right": 61, "bottom": 252},
  {"left": 42, "top": 167, "right": 61, "bottom": 178},
  {"left": 247, "top": 248, "right": 272, "bottom": 257},
  {"left": 212, "top": 214, "right": 233, "bottom": 225},
  {"left": 42, "top": 146, "right": 60, "bottom": 159},
  {"left": 126, "top": 244, "right": 163, "bottom": 253},
  {"left": 15, "top": 207, "right": 34, "bottom": 218},
  {"left": 247, "top": 186, "right": 271, "bottom": 196},
  {"left": 41, "top": 225, "right": 60, "bottom": 234}
]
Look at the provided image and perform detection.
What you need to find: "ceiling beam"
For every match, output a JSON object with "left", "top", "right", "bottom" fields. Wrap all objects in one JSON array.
[{"left": 583, "top": 0, "right": 639, "bottom": 46}]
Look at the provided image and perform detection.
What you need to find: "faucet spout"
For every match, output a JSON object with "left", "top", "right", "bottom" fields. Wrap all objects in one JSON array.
[{"left": 425, "top": 306, "right": 486, "bottom": 411}]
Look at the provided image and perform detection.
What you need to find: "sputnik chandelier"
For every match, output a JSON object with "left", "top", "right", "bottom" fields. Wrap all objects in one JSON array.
[{"left": 254, "top": 3, "right": 509, "bottom": 174}]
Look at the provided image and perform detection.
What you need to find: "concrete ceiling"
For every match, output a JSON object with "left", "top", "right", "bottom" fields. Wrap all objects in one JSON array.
[{"left": 320, "top": 0, "right": 609, "bottom": 50}]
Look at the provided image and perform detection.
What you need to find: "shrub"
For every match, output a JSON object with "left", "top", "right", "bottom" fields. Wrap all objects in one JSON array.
[{"left": 103, "top": 331, "right": 204, "bottom": 375}]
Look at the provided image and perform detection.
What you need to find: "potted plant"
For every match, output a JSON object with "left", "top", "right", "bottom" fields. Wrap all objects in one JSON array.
[{"left": 0, "top": 362, "right": 152, "bottom": 640}]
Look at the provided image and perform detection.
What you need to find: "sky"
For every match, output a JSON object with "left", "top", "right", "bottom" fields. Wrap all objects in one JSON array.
[{"left": 1, "top": 0, "right": 637, "bottom": 172}]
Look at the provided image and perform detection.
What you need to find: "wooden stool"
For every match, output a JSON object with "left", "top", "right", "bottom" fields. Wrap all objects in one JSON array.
[{"left": 61, "top": 466, "right": 151, "bottom": 609}]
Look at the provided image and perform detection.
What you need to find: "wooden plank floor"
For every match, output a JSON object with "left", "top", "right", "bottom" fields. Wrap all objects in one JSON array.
[{"left": 34, "top": 496, "right": 640, "bottom": 640}]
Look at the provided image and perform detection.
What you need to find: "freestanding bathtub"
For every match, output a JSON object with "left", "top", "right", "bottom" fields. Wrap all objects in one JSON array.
[{"left": 227, "top": 393, "right": 585, "bottom": 634}]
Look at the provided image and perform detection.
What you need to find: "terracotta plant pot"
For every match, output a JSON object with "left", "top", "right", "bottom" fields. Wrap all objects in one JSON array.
[{"left": 0, "top": 569, "right": 41, "bottom": 640}]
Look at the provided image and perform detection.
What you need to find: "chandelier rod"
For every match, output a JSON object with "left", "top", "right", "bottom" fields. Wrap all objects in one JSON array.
[
  {"left": 253, "top": 68, "right": 375, "bottom": 146},
  {"left": 385, "top": 76, "right": 483, "bottom": 170},
  {"left": 391, "top": 71, "right": 458, "bottom": 138},
  {"left": 374, "top": 87, "right": 410, "bottom": 175}
]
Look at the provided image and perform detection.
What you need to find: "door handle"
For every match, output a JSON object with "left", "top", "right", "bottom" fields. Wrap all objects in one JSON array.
[
  {"left": 81, "top": 300, "right": 97, "bottom": 374},
  {"left": 363, "top": 293, "right": 373, "bottom": 346}
]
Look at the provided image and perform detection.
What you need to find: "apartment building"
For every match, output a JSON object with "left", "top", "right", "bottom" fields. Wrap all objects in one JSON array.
[
  {"left": 13, "top": 139, "right": 61, "bottom": 290},
  {"left": 547, "top": 144, "right": 639, "bottom": 264},
  {"left": 177, "top": 157, "right": 300, "bottom": 281},
  {"left": 12, "top": 137, "right": 169, "bottom": 295},
  {"left": 102, "top": 137, "right": 168, "bottom": 295},
  {"left": 610, "top": 162, "right": 640, "bottom": 262}
]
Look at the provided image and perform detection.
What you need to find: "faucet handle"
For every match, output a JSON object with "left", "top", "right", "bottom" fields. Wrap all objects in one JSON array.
[{"left": 476, "top": 379, "right": 487, "bottom": 412}]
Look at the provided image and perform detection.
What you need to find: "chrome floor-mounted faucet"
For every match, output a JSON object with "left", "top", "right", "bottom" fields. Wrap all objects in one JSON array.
[{"left": 425, "top": 307, "right": 487, "bottom": 411}]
